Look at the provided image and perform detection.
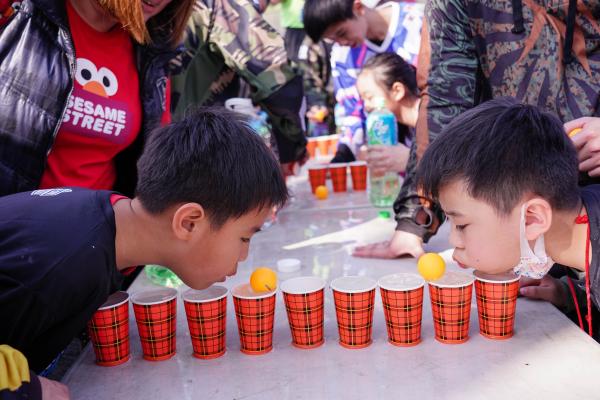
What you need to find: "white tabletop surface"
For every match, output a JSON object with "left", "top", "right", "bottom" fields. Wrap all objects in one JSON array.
[{"left": 63, "top": 168, "right": 600, "bottom": 400}]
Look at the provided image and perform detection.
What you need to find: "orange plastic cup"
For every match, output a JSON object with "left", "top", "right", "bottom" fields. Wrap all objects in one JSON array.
[
  {"left": 328, "top": 134, "right": 339, "bottom": 154},
  {"left": 232, "top": 283, "right": 276, "bottom": 355},
  {"left": 331, "top": 276, "right": 377, "bottom": 348},
  {"left": 329, "top": 163, "right": 348, "bottom": 192},
  {"left": 378, "top": 273, "right": 425, "bottom": 347},
  {"left": 307, "top": 137, "right": 318, "bottom": 159},
  {"left": 473, "top": 271, "right": 520, "bottom": 340},
  {"left": 308, "top": 165, "right": 328, "bottom": 193},
  {"left": 183, "top": 286, "right": 228, "bottom": 359},
  {"left": 349, "top": 161, "right": 367, "bottom": 191},
  {"left": 428, "top": 271, "right": 474, "bottom": 344},
  {"left": 281, "top": 276, "right": 326, "bottom": 349},
  {"left": 87, "top": 291, "right": 130, "bottom": 366},
  {"left": 132, "top": 288, "right": 178, "bottom": 361},
  {"left": 316, "top": 136, "right": 330, "bottom": 158}
]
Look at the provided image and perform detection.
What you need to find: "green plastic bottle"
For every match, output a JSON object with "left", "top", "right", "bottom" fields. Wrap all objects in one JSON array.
[
  {"left": 366, "top": 98, "right": 400, "bottom": 207},
  {"left": 145, "top": 265, "right": 183, "bottom": 288}
]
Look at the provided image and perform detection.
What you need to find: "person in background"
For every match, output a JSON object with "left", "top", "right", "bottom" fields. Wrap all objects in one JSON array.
[
  {"left": 355, "top": 52, "right": 418, "bottom": 176},
  {"left": 170, "top": 0, "right": 307, "bottom": 175},
  {"left": 0, "top": 0, "right": 194, "bottom": 197},
  {"left": 303, "top": 0, "right": 423, "bottom": 160}
]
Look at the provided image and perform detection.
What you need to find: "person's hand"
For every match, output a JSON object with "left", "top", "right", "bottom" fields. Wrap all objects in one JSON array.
[
  {"left": 40, "top": 377, "right": 70, "bottom": 400},
  {"left": 366, "top": 144, "right": 410, "bottom": 176},
  {"left": 519, "top": 275, "right": 568, "bottom": 308},
  {"left": 353, "top": 230, "right": 424, "bottom": 259},
  {"left": 564, "top": 117, "right": 600, "bottom": 177},
  {"left": 306, "top": 106, "right": 328, "bottom": 123}
]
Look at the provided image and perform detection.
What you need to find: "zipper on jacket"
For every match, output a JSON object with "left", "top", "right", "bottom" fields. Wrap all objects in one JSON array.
[{"left": 47, "top": 27, "right": 76, "bottom": 157}]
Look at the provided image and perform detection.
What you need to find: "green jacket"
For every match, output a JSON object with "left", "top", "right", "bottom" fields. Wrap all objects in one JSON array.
[{"left": 170, "top": 0, "right": 307, "bottom": 163}]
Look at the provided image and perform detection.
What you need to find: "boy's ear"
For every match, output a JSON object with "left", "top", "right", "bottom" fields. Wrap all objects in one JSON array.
[
  {"left": 352, "top": 0, "right": 364, "bottom": 16},
  {"left": 391, "top": 82, "right": 407, "bottom": 102},
  {"left": 172, "top": 203, "right": 208, "bottom": 240},
  {"left": 523, "top": 198, "right": 552, "bottom": 241}
]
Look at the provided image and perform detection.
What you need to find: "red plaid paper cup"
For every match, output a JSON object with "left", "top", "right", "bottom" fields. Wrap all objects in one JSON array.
[
  {"left": 307, "top": 137, "right": 318, "bottom": 159},
  {"left": 308, "top": 165, "right": 328, "bottom": 193},
  {"left": 87, "top": 291, "right": 130, "bottom": 366},
  {"left": 329, "top": 163, "right": 348, "bottom": 192},
  {"left": 473, "top": 271, "right": 520, "bottom": 340},
  {"left": 429, "top": 271, "right": 474, "bottom": 344},
  {"left": 183, "top": 286, "right": 228, "bottom": 359},
  {"left": 378, "top": 273, "right": 425, "bottom": 347},
  {"left": 232, "top": 283, "right": 276, "bottom": 355},
  {"left": 281, "top": 276, "right": 326, "bottom": 349},
  {"left": 316, "top": 136, "right": 330, "bottom": 158},
  {"left": 331, "top": 276, "right": 377, "bottom": 349},
  {"left": 349, "top": 161, "right": 367, "bottom": 191},
  {"left": 132, "top": 288, "right": 178, "bottom": 361},
  {"left": 328, "top": 134, "right": 339, "bottom": 155}
]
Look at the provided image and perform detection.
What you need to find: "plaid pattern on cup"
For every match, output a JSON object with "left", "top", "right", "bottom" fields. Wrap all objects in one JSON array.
[
  {"left": 380, "top": 287, "right": 424, "bottom": 346},
  {"left": 349, "top": 161, "right": 367, "bottom": 191},
  {"left": 316, "top": 137, "right": 330, "bottom": 157},
  {"left": 132, "top": 289, "right": 178, "bottom": 361},
  {"left": 281, "top": 276, "right": 326, "bottom": 349},
  {"left": 87, "top": 291, "right": 130, "bottom": 366},
  {"left": 331, "top": 277, "right": 377, "bottom": 348},
  {"left": 183, "top": 286, "right": 228, "bottom": 359},
  {"left": 307, "top": 138, "right": 318, "bottom": 159},
  {"left": 308, "top": 165, "right": 328, "bottom": 193},
  {"left": 429, "top": 284, "right": 473, "bottom": 344},
  {"left": 232, "top": 284, "right": 276, "bottom": 355},
  {"left": 329, "top": 164, "right": 348, "bottom": 192},
  {"left": 474, "top": 272, "right": 519, "bottom": 340},
  {"left": 328, "top": 135, "right": 339, "bottom": 155}
]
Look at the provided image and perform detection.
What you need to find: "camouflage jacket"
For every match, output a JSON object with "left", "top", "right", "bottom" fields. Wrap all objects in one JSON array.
[
  {"left": 170, "top": 0, "right": 307, "bottom": 163},
  {"left": 394, "top": 0, "right": 600, "bottom": 241}
]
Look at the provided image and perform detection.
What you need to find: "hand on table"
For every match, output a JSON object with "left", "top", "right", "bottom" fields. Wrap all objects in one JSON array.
[
  {"left": 365, "top": 144, "right": 410, "bottom": 176},
  {"left": 519, "top": 275, "right": 568, "bottom": 308},
  {"left": 565, "top": 117, "right": 600, "bottom": 177},
  {"left": 40, "top": 376, "right": 70, "bottom": 400},
  {"left": 353, "top": 230, "right": 424, "bottom": 259}
]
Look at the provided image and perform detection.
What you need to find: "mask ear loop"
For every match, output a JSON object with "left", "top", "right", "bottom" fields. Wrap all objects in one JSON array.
[{"left": 519, "top": 205, "right": 536, "bottom": 258}]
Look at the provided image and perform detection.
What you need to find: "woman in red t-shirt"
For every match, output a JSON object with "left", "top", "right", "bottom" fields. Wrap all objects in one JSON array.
[{"left": 0, "top": 0, "right": 193, "bottom": 196}]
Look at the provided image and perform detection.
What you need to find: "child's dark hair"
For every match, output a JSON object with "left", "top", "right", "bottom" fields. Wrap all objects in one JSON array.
[
  {"left": 362, "top": 53, "right": 418, "bottom": 97},
  {"left": 417, "top": 97, "right": 580, "bottom": 215},
  {"left": 303, "top": 0, "right": 354, "bottom": 42},
  {"left": 136, "top": 107, "right": 288, "bottom": 227}
]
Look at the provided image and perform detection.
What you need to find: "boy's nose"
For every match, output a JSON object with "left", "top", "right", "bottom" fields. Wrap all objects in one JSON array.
[
  {"left": 239, "top": 247, "right": 249, "bottom": 262},
  {"left": 448, "top": 228, "right": 464, "bottom": 249}
]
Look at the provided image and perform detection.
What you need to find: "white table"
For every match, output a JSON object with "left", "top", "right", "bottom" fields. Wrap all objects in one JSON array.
[{"left": 63, "top": 171, "right": 600, "bottom": 400}]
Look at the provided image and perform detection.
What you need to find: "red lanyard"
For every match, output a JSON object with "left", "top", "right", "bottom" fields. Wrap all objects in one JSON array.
[{"left": 567, "top": 214, "right": 593, "bottom": 336}]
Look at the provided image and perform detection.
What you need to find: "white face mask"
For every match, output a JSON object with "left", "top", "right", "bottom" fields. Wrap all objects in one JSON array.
[{"left": 513, "top": 205, "right": 554, "bottom": 279}]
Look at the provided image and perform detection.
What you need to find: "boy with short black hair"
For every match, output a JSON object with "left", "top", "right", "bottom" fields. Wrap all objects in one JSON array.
[
  {"left": 0, "top": 107, "right": 288, "bottom": 376},
  {"left": 416, "top": 97, "right": 599, "bottom": 335}
]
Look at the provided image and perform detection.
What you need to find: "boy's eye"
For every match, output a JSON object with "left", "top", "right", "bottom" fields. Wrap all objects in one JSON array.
[
  {"left": 455, "top": 224, "right": 468, "bottom": 232},
  {"left": 241, "top": 237, "right": 251, "bottom": 243}
]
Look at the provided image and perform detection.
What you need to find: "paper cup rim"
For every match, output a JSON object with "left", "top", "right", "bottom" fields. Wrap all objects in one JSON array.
[
  {"left": 330, "top": 276, "right": 377, "bottom": 293},
  {"left": 348, "top": 161, "right": 367, "bottom": 167},
  {"left": 281, "top": 276, "right": 326, "bottom": 295},
  {"left": 308, "top": 164, "right": 328, "bottom": 170},
  {"left": 232, "top": 283, "right": 277, "bottom": 299},
  {"left": 428, "top": 272, "right": 474, "bottom": 288},
  {"left": 473, "top": 270, "right": 520, "bottom": 284},
  {"left": 131, "top": 288, "right": 178, "bottom": 305},
  {"left": 378, "top": 273, "right": 425, "bottom": 291},
  {"left": 328, "top": 163, "right": 348, "bottom": 170},
  {"left": 98, "top": 291, "right": 129, "bottom": 310},
  {"left": 182, "top": 286, "right": 228, "bottom": 303}
]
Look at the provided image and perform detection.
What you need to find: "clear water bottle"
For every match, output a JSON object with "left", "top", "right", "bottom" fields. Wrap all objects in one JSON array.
[
  {"left": 145, "top": 265, "right": 183, "bottom": 288},
  {"left": 366, "top": 97, "right": 400, "bottom": 208}
]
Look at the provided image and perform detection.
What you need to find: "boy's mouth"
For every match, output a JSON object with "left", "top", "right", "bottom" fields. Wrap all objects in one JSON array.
[{"left": 453, "top": 257, "right": 468, "bottom": 269}]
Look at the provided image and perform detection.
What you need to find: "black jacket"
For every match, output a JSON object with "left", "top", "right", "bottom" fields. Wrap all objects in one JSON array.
[{"left": 0, "top": 0, "right": 175, "bottom": 197}]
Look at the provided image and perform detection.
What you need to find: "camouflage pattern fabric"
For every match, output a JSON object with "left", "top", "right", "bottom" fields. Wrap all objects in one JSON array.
[
  {"left": 394, "top": 0, "right": 600, "bottom": 241},
  {"left": 170, "top": 0, "right": 307, "bottom": 163}
]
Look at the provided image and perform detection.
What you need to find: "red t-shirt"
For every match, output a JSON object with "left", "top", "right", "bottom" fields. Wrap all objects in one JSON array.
[{"left": 40, "top": 1, "right": 142, "bottom": 190}]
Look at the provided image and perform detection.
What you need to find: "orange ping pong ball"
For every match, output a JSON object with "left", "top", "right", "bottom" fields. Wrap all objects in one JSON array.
[
  {"left": 568, "top": 128, "right": 582, "bottom": 138},
  {"left": 315, "top": 185, "right": 328, "bottom": 200},
  {"left": 417, "top": 253, "right": 446, "bottom": 281},
  {"left": 250, "top": 267, "right": 277, "bottom": 292}
]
